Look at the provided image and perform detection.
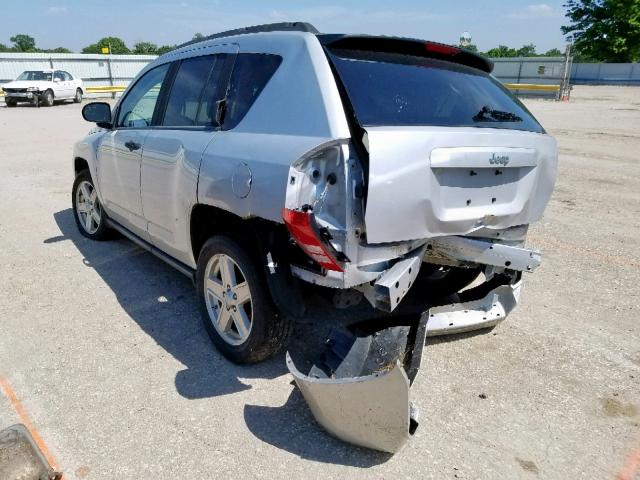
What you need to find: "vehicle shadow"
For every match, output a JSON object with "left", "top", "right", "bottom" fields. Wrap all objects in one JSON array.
[
  {"left": 50, "top": 208, "right": 391, "bottom": 466},
  {"left": 243, "top": 388, "right": 392, "bottom": 466},
  {"left": 50, "top": 208, "right": 286, "bottom": 400}
]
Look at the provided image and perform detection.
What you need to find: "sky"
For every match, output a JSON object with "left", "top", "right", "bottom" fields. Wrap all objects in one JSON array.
[{"left": 1, "top": 0, "right": 569, "bottom": 53}]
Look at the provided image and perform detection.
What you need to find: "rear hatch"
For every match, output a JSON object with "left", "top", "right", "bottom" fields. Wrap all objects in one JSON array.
[{"left": 323, "top": 38, "right": 557, "bottom": 243}]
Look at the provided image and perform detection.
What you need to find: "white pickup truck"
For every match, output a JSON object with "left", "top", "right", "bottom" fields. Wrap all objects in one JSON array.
[{"left": 2, "top": 69, "right": 83, "bottom": 107}]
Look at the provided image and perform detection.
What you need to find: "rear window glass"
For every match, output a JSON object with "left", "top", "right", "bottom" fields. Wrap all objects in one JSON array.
[
  {"left": 328, "top": 49, "right": 543, "bottom": 133},
  {"left": 223, "top": 53, "right": 282, "bottom": 130}
]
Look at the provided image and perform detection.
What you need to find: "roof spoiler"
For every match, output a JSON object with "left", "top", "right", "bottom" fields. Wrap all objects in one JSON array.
[{"left": 318, "top": 34, "right": 494, "bottom": 73}]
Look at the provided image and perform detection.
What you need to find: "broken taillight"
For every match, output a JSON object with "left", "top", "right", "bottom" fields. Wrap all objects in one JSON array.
[{"left": 282, "top": 208, "right": 344, "bottom": 272}]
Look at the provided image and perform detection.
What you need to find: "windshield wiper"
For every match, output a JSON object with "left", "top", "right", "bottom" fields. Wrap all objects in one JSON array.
[{"left": 473, "top": 106, "right": 523, "bottom": 123}]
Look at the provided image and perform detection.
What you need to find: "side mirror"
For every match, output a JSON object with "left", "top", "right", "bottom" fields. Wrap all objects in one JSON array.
[
  {"left": 53, "top": 78, "right": 61, "bottom": 83},
  {"left": 82, "top": 102, "right": 112, "bottom": 129}
]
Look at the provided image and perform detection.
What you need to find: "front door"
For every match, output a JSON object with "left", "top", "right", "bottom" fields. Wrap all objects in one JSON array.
[
  {"left": 141, "top": 48, "right": 236, "bottom": 265},
  {"left": 97, "top": 62, "right": 171, "bottom": 239}
]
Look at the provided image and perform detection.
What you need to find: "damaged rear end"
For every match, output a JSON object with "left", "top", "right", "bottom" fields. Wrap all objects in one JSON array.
[{"left": 283, "top": 35, "right": 557, "bottom": 452}]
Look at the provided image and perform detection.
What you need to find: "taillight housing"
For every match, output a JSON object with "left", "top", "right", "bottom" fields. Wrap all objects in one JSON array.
[{"left": 282, "top": 208, "right": 344, "bottom": 272}]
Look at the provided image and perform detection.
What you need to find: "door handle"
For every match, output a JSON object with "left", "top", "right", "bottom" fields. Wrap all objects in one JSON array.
[{"left": 124, "top": 140, "right": 141, "bottom": 152}]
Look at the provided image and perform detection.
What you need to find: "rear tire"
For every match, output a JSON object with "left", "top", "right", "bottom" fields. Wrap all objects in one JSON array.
[
  {"left": 74, "top": 88, "right": 83, "bottom": 103},
  {"left": 196, "top": 235, "right": 290, "bottom": 364},
  {"left": 41, "top": 89, "right": 54, "bottom": 107}
]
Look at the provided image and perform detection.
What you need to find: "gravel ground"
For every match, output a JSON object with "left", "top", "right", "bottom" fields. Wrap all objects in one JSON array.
[{"left": 0, "top": 85, "right": 639, "bottom": 479}]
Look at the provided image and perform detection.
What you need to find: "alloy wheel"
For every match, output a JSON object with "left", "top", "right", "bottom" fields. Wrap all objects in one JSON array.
[
  {"left": 203, "top": 253, "right": 253, "bottom": 345},
  {"left": 75, "top": 180, "right": 102, "bottom": 234}
]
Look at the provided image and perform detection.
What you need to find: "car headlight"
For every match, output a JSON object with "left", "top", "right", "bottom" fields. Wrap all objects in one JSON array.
[{"left": 26, "top": 87, "right": 39, "bottom": 92}]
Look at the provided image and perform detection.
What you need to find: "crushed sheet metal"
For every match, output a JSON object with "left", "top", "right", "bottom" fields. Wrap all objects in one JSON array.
[
  {"left": 364, "top": 245, "right": 426, "bottom": 312},
  {"left": 287, "top": 355, "right": 413, "bottom": 453},
  {"left": 0, "top": 424, "right": 61, "bottom": 480},
  {"left": 427, "top": 282, "right": 522, "bottom": 337},
  {"left": 426, "top": 236, "right": 541, "bottom": 272}
]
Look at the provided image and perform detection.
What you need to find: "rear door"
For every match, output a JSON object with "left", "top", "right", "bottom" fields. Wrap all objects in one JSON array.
[
  {"left": 97, "top": 62, "right": 171, "bottom": 239},
  {"left": 326, "top": 48, "right": 557, "bottom": 243},
  {"left": 140, "top": 46, "right": 237, "bottom": 265}
]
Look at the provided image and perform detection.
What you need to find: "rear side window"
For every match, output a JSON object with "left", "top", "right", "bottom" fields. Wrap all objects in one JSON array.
[
  {"left": 223, "top": 53, "right": 282, "bottom": 130},
  {"left": 163, "top": 55, "right": 230, "bottom": 127},
  {"left": 328, "top": 49, "right": 543, "bottom": 133}
]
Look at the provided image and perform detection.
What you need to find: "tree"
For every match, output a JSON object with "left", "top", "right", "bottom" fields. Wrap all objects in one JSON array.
[
  {"left": 193, "top": 33, "right": 205, "bottom": 40},
  {"left": 0, "top": 43, "right": 9, "bottom": 52},
  {"left": 462, "top": 44, "right": 479, "bottom": 54},
  {"left": 485, "top": 45, "right": 518, "bottom": 58},
  {"left": 82, "top": 37, "right": 130, "bottom": 54},
  {"left": 10, "top": 34, "right": 36, "bottom": 52},
  {"left": 562, "top": 0, "right": 640, "bottom": 62},
  {"left": 516, "top": 43, "right": 538, "bottom": 57},
  {"left": 156, "top": 45, "right": 176, "bottom": 55},
  {"left": 42, "top": 47, "right": 72, "bottom": 53},
  {"left": 544, "top": 48, "right": 563, "bottom": 57},
  {"left": 133, "top": 41, "right": 158, "bottom": 54}
]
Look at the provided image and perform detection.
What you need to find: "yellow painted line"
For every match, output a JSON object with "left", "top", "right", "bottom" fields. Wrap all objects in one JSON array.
[
  {"left": 0, "top": 376, "right": 63, "bottom": 478},
  {"left": 505, "top": 83, "right": 560, "bottom": 92}
]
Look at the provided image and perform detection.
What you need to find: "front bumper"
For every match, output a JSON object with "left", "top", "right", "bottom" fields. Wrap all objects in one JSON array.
[{"left": 4, "top": 91, "right": 38, "bottom": 101}]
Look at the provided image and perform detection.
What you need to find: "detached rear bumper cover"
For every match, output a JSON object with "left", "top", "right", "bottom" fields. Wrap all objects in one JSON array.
[
  {"left": 287, "top": 357, "right": 415, "bottom": 453},
  {"left": 427, "top": 281, "right": 522, "bottom": 336},
  {"left": 287, "top": 281, "right": 522, "bottom": 452}
]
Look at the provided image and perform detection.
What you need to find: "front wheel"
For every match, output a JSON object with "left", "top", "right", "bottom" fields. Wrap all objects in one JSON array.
[
  {"left": 72, "top": 170, "right": 110, "bottom": 240},
  {"left": 41, "top": 90, "right": 54, "bottom": 107},
  {"left": 196, "top": 236, "right": 290, "bottom": 364},
  {"left": 73, "top": 88, "right": 83, "bottom": 103}
]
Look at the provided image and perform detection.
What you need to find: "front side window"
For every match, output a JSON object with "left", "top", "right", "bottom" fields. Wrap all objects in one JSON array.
[
  {"left": 17, "top": 71, "right": 52, "bottom": 81},
  {"left": 54, "top": 71, "right": 65, "bottom": 82},
  {"left": 223, "top": 53, "right": 282, "bottom": 130},
  {"left": 117, "top": 63, "right": 170, "bottom": 128},
  {"left": 63, "top": 71, "right": 74, "bottom": 81},
  {"left": 162, "top": 54, "right": 229, "bottom": 127},
  {"left": 328, "top": 49, "right": 543, "bottom": 133}
]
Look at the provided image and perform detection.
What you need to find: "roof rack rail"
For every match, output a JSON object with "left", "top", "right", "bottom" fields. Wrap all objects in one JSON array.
[{"left": 176, "top": 22, "right": 319, "bottom": 49}]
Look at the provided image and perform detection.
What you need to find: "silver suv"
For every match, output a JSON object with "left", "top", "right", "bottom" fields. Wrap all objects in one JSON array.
[{"left": 75, "top": 23, "right": 557, "bottom": 368}]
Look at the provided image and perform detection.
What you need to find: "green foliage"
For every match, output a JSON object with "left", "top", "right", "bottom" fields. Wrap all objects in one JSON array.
[
  {"left": 462, "top": 44, "right": 479, "bottom": 53},
  {"left": 42, "top": 47, "right": 73, "bottom": 53},
  {"left": 544, "top": 48, "right": 564, "bottom": 57},
  {"left": 156, "top": 45, "right": 176, "bottom": 55},
  {"left": 485, "top": 45, "right": 518, "bottom": 57},
  {"left": 132, "top": 41, "right": 158, "bottom": 54},
  {"left": 0, "top": 42, "right": 9, "bottom": 52},
  {"left": 562, "top": 0, "right": 640, "bottom": 62},
  {"left": 193, "top": 33, "right": 205, "bottom": 40},
  {"left": 516, "top": 43, "right": 538, "bottom": 57},
  {"left": 10, "top": 34, "right": 36, "bottom": 52},
  {"left": 82, "top": 37, "right": 130, "bottom": 54}
]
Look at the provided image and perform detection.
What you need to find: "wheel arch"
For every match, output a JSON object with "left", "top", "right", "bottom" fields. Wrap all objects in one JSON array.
[
  {"left": 190, "top": 204, "right": 280, "bottom": 263},
  {"left": 74, "top": 156, "right": 89, "bottom": 175}
]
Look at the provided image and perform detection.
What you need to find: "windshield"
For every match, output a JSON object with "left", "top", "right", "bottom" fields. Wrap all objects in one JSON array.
[
  {"left": 17, "top": 71, "right": 52, "bottom": 81},
  {"left": 328, "top": 49, "right": 544, "bottom": 133}
]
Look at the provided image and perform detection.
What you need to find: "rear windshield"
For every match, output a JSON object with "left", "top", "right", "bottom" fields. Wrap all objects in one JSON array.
[{"left": 328, "top": 49, "right": 543, "bottom": 133}]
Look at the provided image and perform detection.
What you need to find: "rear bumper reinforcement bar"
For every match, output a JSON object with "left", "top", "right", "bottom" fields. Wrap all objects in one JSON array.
[{"left": 426, "top": 236, "right": 541, "bottom": 272}]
